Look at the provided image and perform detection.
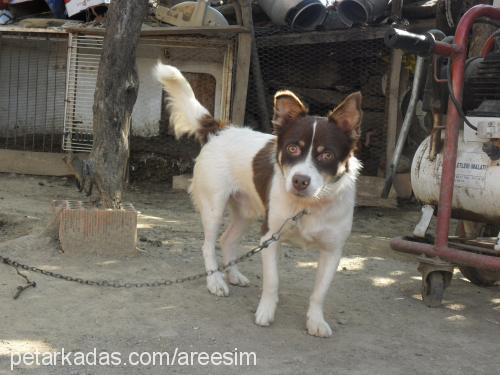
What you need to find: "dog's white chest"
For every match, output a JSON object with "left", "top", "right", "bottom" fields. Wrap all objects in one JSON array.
[
  {"left": 277, "top": 201, "right": 354, "bottom": 251},
  {"left": 280, "top": 217, "right": 324, "bottom": 249}
]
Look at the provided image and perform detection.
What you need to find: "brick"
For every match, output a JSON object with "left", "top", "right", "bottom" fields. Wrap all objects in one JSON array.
[{"left": 53, "top": 200, "right": 138, "bottom": 256}]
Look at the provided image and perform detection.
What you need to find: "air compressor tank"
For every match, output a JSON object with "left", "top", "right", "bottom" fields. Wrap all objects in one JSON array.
[{"left": 411, "top": 132, "right": 500, "bottom": 224}]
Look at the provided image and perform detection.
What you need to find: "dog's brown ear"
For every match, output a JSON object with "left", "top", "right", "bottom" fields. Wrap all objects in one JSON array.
[
  {"left": 273, "top": 90, "right": 307, "bottom": 133},
  {"left": 328, "top": 91, "right": 362, "bottom": 141}
]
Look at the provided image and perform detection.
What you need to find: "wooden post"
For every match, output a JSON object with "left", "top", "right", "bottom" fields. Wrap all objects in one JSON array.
[
  {"left": 89, "top": 0, "right": 149, "bottom": 208},
  {"left": 231, "top": 0, "right": 253, "bottom": 126}
]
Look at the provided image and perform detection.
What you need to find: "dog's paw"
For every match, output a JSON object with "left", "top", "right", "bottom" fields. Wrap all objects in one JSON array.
[
  {"left": 307, "top": 317, "right": 333, "bottom": 338},
  {"left": 206, "top": 272, "right": 229, "bottom": 297},
  {"left": 255, "top": 297, "right": 277, "bottom": 326},
  {"left": 227, "top": 268, "right": 250, "bottom": 287}
]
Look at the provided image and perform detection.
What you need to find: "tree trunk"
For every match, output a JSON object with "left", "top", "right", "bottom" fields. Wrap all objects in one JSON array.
[{"left": 89, "top": 0, "right": 149, "bottom": 208}]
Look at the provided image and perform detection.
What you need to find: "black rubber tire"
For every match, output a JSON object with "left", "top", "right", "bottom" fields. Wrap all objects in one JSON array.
[
  {"left": 459, "top": 266, "right": 500, "bottom": 287},
  {"left": 422, "top": 272, "right": 445, "bottom": 308}
]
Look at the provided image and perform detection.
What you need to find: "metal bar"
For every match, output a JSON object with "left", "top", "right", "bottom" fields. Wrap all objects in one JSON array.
[
  {"left": 433, "top": 40, "right": 459, "bottom": 57},
  {"left": 62, "top": 33, "right": 73, "bottom": 152},
  {"left": 23, "top": 45, "right": 31, "bottom": 151},
  {"left": 42, "top": 37, "right": 48, "bottom": 152},
  {"left": 434, "top": 5, "right": 500, "bottom": 254},
  {"left": 51, "top": 38, "right": 58, "bottom": 152},
  {"left": 382, "top": 56, "right": 426, "bottom": 198},
  {"left": 449, "top": 239, "right": 499, "bottom": 256},
  {"left": 391, "top": 237, "right": 500, "bottom": 271},
  {"left": 0, "top": 34, "right": 8, "bottom": 148},
  {"left": 43, "top": 37, "right": 50, "bottom": 152},
  {"left": 7, "top": 41, "right": 13, "bottom": 148},
  {"left": 480, "top": 30, "right": 500, "bottom": 58},
  {"left": 13, "top": 41, "right": 21, "bottom": 147},
  {"left": 33, "top": 42, "right": 39, "bottom": 151}
]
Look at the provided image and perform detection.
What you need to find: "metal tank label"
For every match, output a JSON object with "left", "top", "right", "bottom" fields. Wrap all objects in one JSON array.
[{"left": 435, "top": 152, "right": 489, "bottom": 189}]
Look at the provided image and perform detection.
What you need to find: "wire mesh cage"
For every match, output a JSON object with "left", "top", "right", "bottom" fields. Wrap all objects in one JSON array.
[
  {"left": 246, "top": 28, "right": 390, "bottom": 176},
  {"left": 1, "top": 26, "right": 390, "bottom": 180},
  {"left": 0, "top": 32, "right": 68, "bottom": 152},
  {"left": 63, "top": 33, "right": 236, "bottom": 153},
  {"left": 64, "top": 34, "right": 101, "bottom": 152}
]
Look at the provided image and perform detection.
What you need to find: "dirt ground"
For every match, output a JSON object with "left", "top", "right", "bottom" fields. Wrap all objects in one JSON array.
[{"left": 0, "top": 173, "right": 499, "bottom": 375}]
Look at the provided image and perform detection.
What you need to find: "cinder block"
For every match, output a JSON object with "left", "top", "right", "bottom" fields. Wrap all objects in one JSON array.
[
  {"left": 53, "top": 200, "right": 138, "bottom": 256},
  {"left": 172, "top": 174, "right": 192, "bottom": 191}
]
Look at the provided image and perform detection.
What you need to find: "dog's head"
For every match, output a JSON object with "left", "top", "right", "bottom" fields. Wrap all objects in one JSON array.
[{"left": 273, "top": 90, "right": 362, "bottom": 198}]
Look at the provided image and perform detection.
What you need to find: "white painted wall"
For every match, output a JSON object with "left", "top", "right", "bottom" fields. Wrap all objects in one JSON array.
[{"left": 1, "top": 34, "right": 228, "bottom": 142}]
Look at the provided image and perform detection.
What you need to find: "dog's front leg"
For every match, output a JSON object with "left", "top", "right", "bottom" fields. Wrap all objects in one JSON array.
[
  {"left": 255, "top": 238, "right": 280, "bottom": 326},
  {"left": 307, "top": 248, "right": 343, "bottom": 337}
]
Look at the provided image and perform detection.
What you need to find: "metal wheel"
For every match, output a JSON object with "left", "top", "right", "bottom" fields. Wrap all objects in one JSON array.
[
  {"left": 458, "top": 266, "right": 500, "bottom": 287},
  {"left": 422, "top": 271, "right": 446, "bottom": 307}
]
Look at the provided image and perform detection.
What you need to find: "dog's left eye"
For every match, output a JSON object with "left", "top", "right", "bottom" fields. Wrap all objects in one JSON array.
[
  {"left": 317, "top": 151, "right": 334, "bottom": 162},
  {"left": 286, "top": 144, "right": 301, "bottom": 156}
]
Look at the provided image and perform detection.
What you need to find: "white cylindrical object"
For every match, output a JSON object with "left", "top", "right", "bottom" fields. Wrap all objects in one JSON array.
[{"left": 411, "top": 133, "right": 500, "bottom": 223}]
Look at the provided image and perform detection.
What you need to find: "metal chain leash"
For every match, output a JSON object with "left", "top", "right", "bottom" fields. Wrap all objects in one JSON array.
[{"left": 0, "top": 210, "right": 307, "bottom": 293}]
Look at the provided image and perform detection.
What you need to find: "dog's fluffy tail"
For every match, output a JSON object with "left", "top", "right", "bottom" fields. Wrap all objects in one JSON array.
[{"left": 155, "top": 63, "right": 223, "bottom": 144}]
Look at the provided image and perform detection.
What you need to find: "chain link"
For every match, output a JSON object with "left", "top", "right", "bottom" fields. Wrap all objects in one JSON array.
[{"left": 0, "top": 210, "right": 307, "bottom": 290}]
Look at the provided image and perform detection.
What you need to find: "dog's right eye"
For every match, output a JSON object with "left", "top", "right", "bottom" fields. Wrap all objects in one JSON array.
[{"left": 286, "top": 144, "right": 301, "bottom": 156}]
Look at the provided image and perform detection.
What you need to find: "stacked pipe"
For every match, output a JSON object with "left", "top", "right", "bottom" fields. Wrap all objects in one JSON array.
[
  {"left": 259, "top": 0, "right": 327, "bottom": 30},
  {"left": 337, "top": 0, "right": 390, "bottom": 25}
]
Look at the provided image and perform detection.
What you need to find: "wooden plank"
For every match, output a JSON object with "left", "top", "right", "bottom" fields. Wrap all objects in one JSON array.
[
  {"left": 384, "top": 49, "right": 403, "bottom": 174},
  {"left": 230, "top": 0, "right": 252, "bottom": 125},
  {"left": 257, "top": 25, "right": 390, "bottom": 47},
  {"left": 64, "top": 25, "right": 249, "bottom": 37},
  {"left": 231, "top": 32, "right": 252, "bottom": 126},
  {"left": 0, "top": 150, "right": 86, "bottom": 176},
  {"left": 1, "top": 25, "right": 250, "bottom": 37},
  {"left": 0, "top": 25, "right": 67, "bottom": 34}
]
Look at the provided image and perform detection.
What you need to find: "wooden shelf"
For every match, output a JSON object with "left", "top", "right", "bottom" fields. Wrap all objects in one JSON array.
[
  {"left": 257, "top": 25, "right": 391, "bottom": 47},
  {"left": 65, "top": 25, "right": 250, "bottom": 37},
  {"left": 0, "top": 24, "right": 250, "bottom": 37}
]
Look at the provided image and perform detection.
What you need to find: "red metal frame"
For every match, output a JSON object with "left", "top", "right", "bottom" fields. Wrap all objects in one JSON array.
[
  {"left": 481, "top": 30, "right": 500, "bottom": 58},
  {"left": 433, "top": 40, "right": 459, "bottom": 57},
  {"left": 390, "top": 5, "right": 500, "bottom": 271}
]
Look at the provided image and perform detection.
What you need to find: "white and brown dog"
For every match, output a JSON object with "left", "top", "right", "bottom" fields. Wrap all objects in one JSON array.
[{"left": 155, "top": 64, "right": 362, "bottom": 337}]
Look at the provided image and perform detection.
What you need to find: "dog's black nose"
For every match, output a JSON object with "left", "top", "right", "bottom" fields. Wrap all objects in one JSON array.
[{"left": 292, "top": 174, "right": 311, "bottom": 191}]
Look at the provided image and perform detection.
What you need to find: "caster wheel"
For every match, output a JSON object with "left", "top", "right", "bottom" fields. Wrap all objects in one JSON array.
[
  {"left": 459, "top": 266, "right": 500, "bottom": 287},
  {"left": 422, "top": 271, "right": 446, "bottom": 307}
]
